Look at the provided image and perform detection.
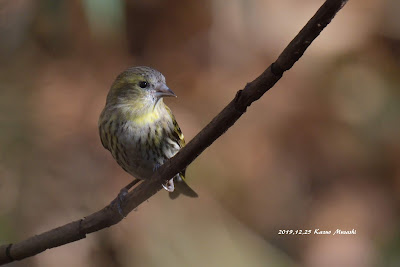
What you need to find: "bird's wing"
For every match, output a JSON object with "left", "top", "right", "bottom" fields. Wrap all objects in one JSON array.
[
  {"left": 165, "top": 106, "right": 198, "bottom": 199},
  {"left": 165, "top": 106, "right": 186, "bottom": 176},
  {"left": 165, "top": 106, "right": 186, "bottom": 148}
]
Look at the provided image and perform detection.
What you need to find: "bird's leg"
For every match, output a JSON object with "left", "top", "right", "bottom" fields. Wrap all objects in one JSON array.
[{"left": 115, "top": 178, "right": 141, "bottom": 217}]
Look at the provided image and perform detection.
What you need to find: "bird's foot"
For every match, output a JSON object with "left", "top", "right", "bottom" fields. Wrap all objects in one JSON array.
[
  {"left": 153, "top": 164, "right": 175, "bottom": 192},
  {"left": 162, "top": 178, "right": 175, "bottom": 192},
  {"left": 114, "top": 188, "right": 128, "bottom": 217},
  {"left": 114, "top": 179, "right": 141, "bottom": 217}
]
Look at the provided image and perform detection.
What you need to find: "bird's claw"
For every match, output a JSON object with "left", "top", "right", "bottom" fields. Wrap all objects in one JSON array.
[
  {"left": 115, "top": 188, "right": 129, "bottom": 217},
  {"left": 154, "top": 164, "right": 175, "bottom": 192},
  {"left": 119, "top": 188, "right": 129, "bottom": 202},
  {"left": 162, "top": 178, "right": 175, "bottom": 192}
]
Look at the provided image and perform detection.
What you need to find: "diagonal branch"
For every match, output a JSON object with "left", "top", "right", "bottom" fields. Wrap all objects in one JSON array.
[{"left": 0, "top": 0, "right": 349, "bottom": 264}]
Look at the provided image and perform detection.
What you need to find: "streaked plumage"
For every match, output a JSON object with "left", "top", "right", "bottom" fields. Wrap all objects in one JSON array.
[{"left": 98, "top": 66, "right": 197, "bottom": 198}]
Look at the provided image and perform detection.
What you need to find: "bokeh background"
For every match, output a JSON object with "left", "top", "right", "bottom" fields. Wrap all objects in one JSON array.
[{"left": 1, "top": 0, "right": 400, "bottom": 266}]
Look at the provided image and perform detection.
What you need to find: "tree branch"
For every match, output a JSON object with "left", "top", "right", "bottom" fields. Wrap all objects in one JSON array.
[{"left": 0, "top": 0, "right": 349, "bottom": 264}]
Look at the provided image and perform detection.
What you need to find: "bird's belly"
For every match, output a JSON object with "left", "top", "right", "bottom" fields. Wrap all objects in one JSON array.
[
  {"left": 117, "top": 127, "right": 163, "bottom": 180},
  {"left": 124, "top": 158, "right": 154, "bottom": 180},
  {"left": 118, "top": 140, "right": 156, "bottom": 180},
  {"left": 113, "top": 118, "right": 180, "bottom": 180}
]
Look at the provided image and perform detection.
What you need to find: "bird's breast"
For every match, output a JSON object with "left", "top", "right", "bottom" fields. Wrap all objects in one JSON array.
[
  {"left": 99, "top": 104, "right": 181, "bottom": 180},
  {"left": 118, "top": 116, "right": 179, "bottom": 178}
]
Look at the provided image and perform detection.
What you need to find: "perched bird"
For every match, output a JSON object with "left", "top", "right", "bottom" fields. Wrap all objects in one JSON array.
[{"left": 98, "top": 66, "right": 197, "bottom": 199}]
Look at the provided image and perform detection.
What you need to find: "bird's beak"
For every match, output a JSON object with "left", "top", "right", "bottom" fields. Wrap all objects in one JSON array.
[{"left": 155, "top": 84, "right": 176, "bottom": 98}]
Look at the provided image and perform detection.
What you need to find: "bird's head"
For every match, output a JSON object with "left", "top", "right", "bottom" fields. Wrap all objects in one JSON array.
[{"left": 106, "top": 66, "right": 176, "bottom": 109}]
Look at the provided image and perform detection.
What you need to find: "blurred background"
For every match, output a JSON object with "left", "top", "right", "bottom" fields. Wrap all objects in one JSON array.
[{"left": 0, "top": 0, "right": 399, "bottom": 266}]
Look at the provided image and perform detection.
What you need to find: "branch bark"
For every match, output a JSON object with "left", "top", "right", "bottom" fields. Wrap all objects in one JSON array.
[{"left": 0, "top": 0, "right": 349, "bottom": 264}]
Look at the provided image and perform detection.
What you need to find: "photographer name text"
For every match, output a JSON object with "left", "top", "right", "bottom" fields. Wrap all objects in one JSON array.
[{"left": 278, "top": 229, "right": 356, "bottom": 235}]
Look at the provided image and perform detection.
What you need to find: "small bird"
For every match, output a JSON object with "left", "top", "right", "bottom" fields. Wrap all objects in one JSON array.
[{"left": 98, "top": 66, "right": 198, "bottom": 199}]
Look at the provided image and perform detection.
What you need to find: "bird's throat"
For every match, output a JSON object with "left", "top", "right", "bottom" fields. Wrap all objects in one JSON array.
[{"left": 125, "top": 99, "right": 165, "bottom": 126}]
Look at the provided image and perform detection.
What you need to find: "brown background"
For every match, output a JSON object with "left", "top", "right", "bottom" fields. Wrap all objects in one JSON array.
[{"left": 1, "top": 0, "right": 400, "bottom": 266}]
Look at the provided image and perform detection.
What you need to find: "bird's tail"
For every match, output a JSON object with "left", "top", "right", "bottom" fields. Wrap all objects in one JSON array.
[{"left": 169, "top": 173, "right": 198, "bottom": 199}]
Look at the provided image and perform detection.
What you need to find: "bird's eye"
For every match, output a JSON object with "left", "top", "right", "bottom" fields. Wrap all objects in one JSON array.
[{"left": 139, "top": 81, "right": 148, "bottom": 88}]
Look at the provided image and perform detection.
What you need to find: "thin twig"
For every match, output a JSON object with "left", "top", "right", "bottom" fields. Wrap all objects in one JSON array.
[{"left": 0, "top": 0, "right": 349, "bottom": 264}]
